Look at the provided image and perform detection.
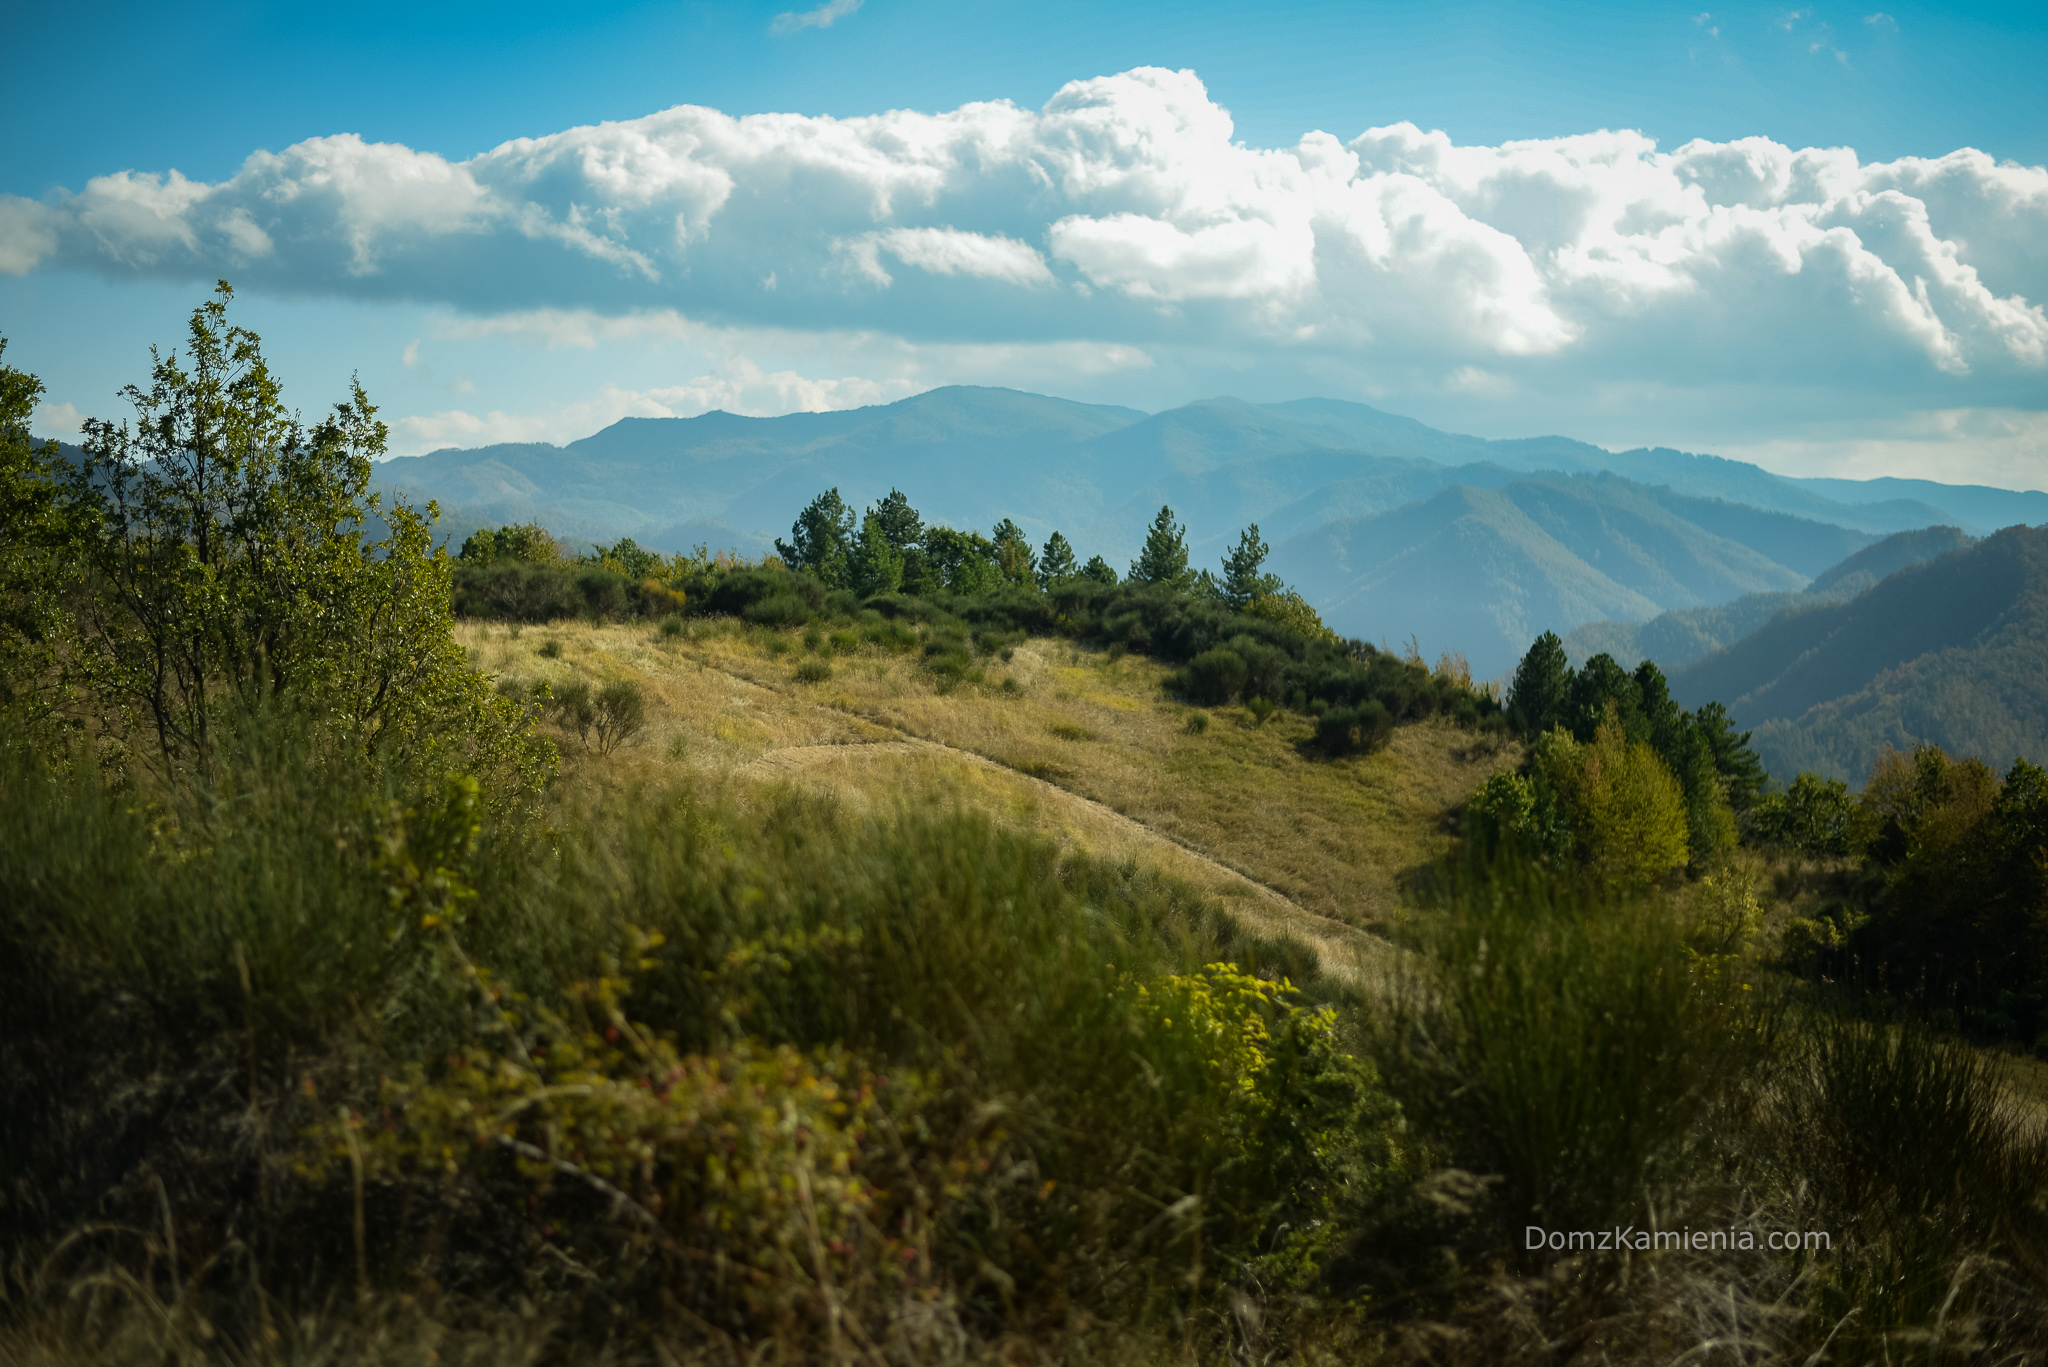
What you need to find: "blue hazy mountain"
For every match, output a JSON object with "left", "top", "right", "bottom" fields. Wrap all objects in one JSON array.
[
  {"left": 371, "top": 386, "right": 2044, "bottom": 673},
  {"left": 1562, "top": 527, "right": 1979, "bottom": 673},
  {"left": 1667, "top": 525, "right": 2048, "bottom": 784}
]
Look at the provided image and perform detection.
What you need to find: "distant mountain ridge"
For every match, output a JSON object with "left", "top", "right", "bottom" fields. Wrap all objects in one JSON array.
[
  {"left": 1668, "top": 525, "right": 2048, "bottom": 784},
  {"left": 1562, "top": 527, "right": 1979, "bottom": 672},
  {"left": 369, "top": 385, "right": 2046, "bottom": 675}
]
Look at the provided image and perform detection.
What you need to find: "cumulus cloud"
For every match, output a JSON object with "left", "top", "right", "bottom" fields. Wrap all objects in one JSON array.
[{"left": 4, "top": 66, "right": 2044, "bottom": 405}]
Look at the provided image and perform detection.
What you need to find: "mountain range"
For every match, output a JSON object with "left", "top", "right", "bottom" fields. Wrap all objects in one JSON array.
[
  {"left": 371, "top": 386, "right": 2048, "bottom": 678},
  {"left": 1666, "top": 525, "right": 2048, "bottom": 785}
]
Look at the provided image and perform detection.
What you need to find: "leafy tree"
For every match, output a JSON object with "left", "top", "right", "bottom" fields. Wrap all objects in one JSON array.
[
  {"left": 775, "top": 488, "right": 855, "bottom": 588},
  {"left": 870, "top": 487, "right": 923, "bottom": 552},
  {"left": 991, "top": 517, "right": 1036, "bottom": 587},
  {"left": 1079, "top": 554, "right": 1118, "bottom": 586},
  {"left": 65, "top": 283, "right": 551, "bottom": 804},
  {"left": 590, "top": 536, "right": 661, "bottom": 580},
  {"left": 1531, "top": 713, "right": 1690, "bottom": 891},
  {"left": 1219, "top": 524, "right": 1282, "bottom": 609},
  {"left": 923, "top": 526, "right": 1004, "bottom": 594},
  {"left": 1752, "top": 772, "right": 1855, "bottom": 857},
  {"left": 1039, "top": 530, "right": 1079, "bottom": 583},
  {"left": 459, "top": 522, "right": 561, "bottom": 565},
  {"left": 848, "top": 511, "right": 906, "bottom": 597},
  {"left": 0, "top": 339, "right": 85, "bottom": 753},
  {"left": 1507, "top": 631, "right": 1571, "bottom": 736},
  {"left": 1129, "top": 505, "right": 1192, "bottom": 590},
  {"left": 1246, "top": 587, "right": 1340, "bottom": 647}
]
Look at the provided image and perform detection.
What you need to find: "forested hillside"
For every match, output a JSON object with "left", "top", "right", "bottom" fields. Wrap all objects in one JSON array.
[
  {"left": 1565, "top": 526, "right": 1977, "bottom": 671},
  {"left": 1670, "top": 525, "right": 2048, "bottom": 782}
]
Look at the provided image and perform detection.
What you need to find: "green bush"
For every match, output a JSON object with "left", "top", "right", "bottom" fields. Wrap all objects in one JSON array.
[
  {"left": 793, "top": 659, "right": 832, "bottom": 684},
  {"left": 1180, "top": 646, "right": 1250, "bottom": 704},
  {"left": 1313, "top": 699, "right": 1393, "bottom": 756}
]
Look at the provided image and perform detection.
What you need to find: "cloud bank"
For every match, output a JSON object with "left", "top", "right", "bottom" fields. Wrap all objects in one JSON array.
[{"left": 5, "top": 66, "right": 2045, "bottom": 423}]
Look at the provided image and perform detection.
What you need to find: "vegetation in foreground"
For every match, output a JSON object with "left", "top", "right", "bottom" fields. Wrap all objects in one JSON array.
[{"left": 6, "top": 291, "right": 2048, "bottom": 1365}]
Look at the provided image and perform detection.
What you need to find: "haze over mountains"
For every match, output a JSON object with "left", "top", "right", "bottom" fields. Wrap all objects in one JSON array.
[{"left": 374, "top": 386, "right": 2048, "bottom": 678}]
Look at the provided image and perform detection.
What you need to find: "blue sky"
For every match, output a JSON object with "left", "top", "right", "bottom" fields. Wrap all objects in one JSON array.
[{"left": 4, "top": 0, "right": 2046, "bottom": 488}]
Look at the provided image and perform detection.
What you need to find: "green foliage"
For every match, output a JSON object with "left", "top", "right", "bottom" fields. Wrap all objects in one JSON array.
[
  {"left": 1313, "top": 700, "right": 1394, "bottom": 757},
  {"left": 1039, "top": 529, "right": 1079, "bottom": 583},
  {"left": 1181, "top": 646, "right": 1249, "bottom": 704},
  {"left": 1218, "top": 523, "right": 1282, "bottom": 609},
  {"left": 1508, "top": 630, "right": 1572, "bottom": 737},
  {"left": 457, "top": 520, "right": 562, "bottom": 566},
  {"left": 774, "top": 487, "right": 855, "bottom": 587},
  {"left": 0, "top": 339, "right": 84, "bottom": 755},
  {"left": 1530, "top": 717, "right": 1692, "bottom": 891},
  {"left": 1395, "top": 860, "right": 1765, "bottom": 1243},
  {"left": 61, "top": 285, "right": 551, "bottom": 810},
  {"left": 1079, "top": 552, "right": 1119, "bottom": 585},
  {"left": 1129, "top": 504, "right": 1193, "bottom": 590},
  {"left": 1752, "top": 770, "right": 1855, "bottom": 856},
  {"left": 990, "top": 516, "right": 1036, "bottom": 587},
  {"left": 1508, "top": 634, "right": 1757, "bottom": 867},
  {"left": 846, "top": 510, "right": 905, "bottom": 597},
  {"left": 1836, "top": 746, "right": 2048, "bottom": 1040},
  {"left": 591, "top": 679, "right": 647, "bottom": 755}
]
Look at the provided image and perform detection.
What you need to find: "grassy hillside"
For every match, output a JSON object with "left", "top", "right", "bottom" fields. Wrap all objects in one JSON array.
[
  {"left": 470, "top": 618, "right": 1516, "bottom": 946},
  {"left": 1672, "top": 524, "right": 2048, "bottom": 782}
]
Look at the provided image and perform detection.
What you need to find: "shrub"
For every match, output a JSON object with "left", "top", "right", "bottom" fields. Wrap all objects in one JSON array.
[
  {"left": 550, "top": 678, "right": 596, "bottom": 746},
  {"left": 657, "top": 613, "right": 684, "bottom": 639},
  {"left": 1313, "top": 700, "right": 1393, "bottom": 756},
  {"left": 1246, "top": 696, "right": 1276, "bottom": 726},
  {"left": 592, "top": 680, "right": 647, "bottom": 755},
  {"left": 793, "top": 659, "right": 833, "bottom": 684},
  {"left": 1180, "top": 647, "right": 1249, "bottom": 705},
  {"left": 537, "top": 638, "right": 563, "bottom": 659},
  {"left": 1185, "top": 711, "right": 1210, "bottom": 735}
]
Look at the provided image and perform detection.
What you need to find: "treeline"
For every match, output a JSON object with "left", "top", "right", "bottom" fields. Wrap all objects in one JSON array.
[{"left": 451, "top": 488, "right": 1502, "bottom": 754}]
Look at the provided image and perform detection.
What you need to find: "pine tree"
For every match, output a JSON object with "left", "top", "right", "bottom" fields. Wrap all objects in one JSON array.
[
  {"left": 1508, "top": 631, "right": 1572, "bottom": 737},
  {"left": 1129, "top": 505, "right": 1192, "bottom": 590},
  {"left": 991, "top": 518, "right": 1036, "bottom": 586},
  {"left": 871, "top": 488, "right": 923, "bottom": 552},
  {"left": 775, "top": 488, "right": 855, "bottom": 587},
  {"left": 1039, "top": 531, "right": 1078, "bottom": 583},
  {"left": 1219, "top": 523, "right": 1281, "bottom": 608},
  {"left": 1080, "top": 554, "right": 1118, "bottom": 585},
  {"left": 848, "top": 511, "right": 905, "bottom": 597}
]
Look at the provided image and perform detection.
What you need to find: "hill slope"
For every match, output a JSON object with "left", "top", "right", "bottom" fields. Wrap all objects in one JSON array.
[
  {"left": 1564, "top": 527, "right": 1977, "bottom": 671},
  {"left": 1668, "top": 525, "right": 2048, "bottom": 783}
]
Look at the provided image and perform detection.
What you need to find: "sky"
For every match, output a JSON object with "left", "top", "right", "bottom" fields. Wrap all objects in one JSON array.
[{"left": 3, "top": 0, "right": 2046, "bottom": 490}]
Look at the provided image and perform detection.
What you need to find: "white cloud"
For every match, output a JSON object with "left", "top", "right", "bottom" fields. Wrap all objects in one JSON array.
[
  {"left": 4, "top": 66, "right": 2044, "bottom": 417},
  {"left": 771, "top": 0, "right": 861, "bottom": 34},
  {"left": 32, "top": 401, "right": 83, "bottom": 438}
]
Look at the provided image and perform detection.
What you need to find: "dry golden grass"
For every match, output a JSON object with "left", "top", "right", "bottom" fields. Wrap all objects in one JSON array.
[{"left": 462, "top": 617, "right": 1521, "bottom": 982}]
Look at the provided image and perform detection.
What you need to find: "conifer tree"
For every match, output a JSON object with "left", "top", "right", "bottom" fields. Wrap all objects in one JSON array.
[
  {"left": 1039, "top": 531, "right": 1079, "bottom": 583},
  {"left": 1219, "top": 523, "right": 1281, "bottom": 608},
  {"left": 991, "top": 517, "right": 1036, "bottom": 586},
  {"left": 775, "top": 488, "right": 855, "bottom": 587},
  {"left": 848, "top": 511, "right": 905, "bottom": 597},
  {"left": 1129, "top": 505, "right": 1192, "bottom": 590},
  {"left": 1080, "top": 554, "right": 1118, "bottom": 585},
  {"left": 1508, "top": 631, "right": 1572, "bottom": 737},
  {"left": 871, "top": 487, "right": 923, "bottom": 552}
]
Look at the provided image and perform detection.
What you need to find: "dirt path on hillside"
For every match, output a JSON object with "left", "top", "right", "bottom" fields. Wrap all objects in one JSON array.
[{"left": 713, "top": 670, "right": 1403, "bottom": 991}]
